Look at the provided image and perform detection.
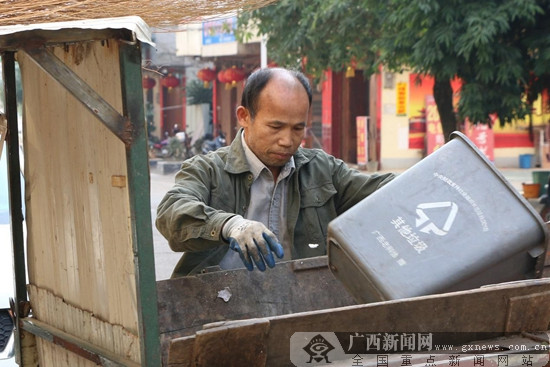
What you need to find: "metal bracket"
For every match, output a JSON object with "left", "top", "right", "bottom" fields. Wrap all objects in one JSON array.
[
  {"left": 21, "top": 318, "right": 140, "bottom": 367},
  {"left": 22, "top": 47, "right": 133, "bottom": 146}
]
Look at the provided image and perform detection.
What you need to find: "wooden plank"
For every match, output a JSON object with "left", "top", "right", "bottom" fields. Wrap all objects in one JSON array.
[
  {"left": 193, "top": 319, "right": 269, "bottom": 367},
  {"left": 158, "top": 257, "right": 355, "bottom": 365},
  {"left": 22, "top": 47, "right": 132, "bottom": 145},
  {"left": 264, "top": 279, "right": 550, "bottom": 366},
  {"left": 167, "top": 336, "right": 195, "bottom": 367},
  {"left": 19, "top": 328, "right": 39, "bottom": 367},
  {"left": 158, "top": 256, "right": 356, "bottom": 362},
  {"left": 158, "top": 257, "right": 354, "bottom": 333},
  {"left": 27, "top": 285, "right": 141, "bottom": 364},
  {"left": 167, "top": 278, "right": 550, "bottom": 366},
  {"left": 505, "top": 291, "right": 550, "bottom": 332},
  {"left": 19, "top": 39, "right": 141, "bottom": 365},
  {"left": 21, "top": 318, "right": 140, "bottom": 366}
]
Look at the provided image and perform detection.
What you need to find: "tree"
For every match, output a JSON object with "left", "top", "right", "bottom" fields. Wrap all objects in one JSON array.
[
  {"left": 237, "top": 0, "right": 384, "bottom": 79},
  {"left": 186, "top": 79, "right": 212, "bottom": 106},
  {"left": 380, "top": 0, "right": 550, "bottom": 141},
  {"left": 237, "top": 0, "right": 550, "bottom": 142}
]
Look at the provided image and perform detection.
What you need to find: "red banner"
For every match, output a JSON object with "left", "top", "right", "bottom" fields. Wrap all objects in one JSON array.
[
  {"left": 465, "top": 119, "right": 495, "bottom": 162},
  {"left": 356, "top": 116, "right": 368, "bottom": 165}
]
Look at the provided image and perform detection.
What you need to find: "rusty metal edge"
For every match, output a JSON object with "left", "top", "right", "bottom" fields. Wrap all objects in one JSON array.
[{"left": 20, "top": 318, "right": 141, "bottom": 367}]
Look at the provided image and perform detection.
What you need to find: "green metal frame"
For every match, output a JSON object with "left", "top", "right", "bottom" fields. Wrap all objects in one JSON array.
[
  {"left": 2, "top": 50, "right": 28, "bottom": 367},
  {"left": 119, "top": 40, "right": 161, "bottom": 367}
]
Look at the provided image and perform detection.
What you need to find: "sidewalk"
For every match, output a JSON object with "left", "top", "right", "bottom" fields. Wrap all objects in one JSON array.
[
  {"left": 149, "top": 158, "right": 545, "bottom": 194},
  {"left": 351, "top": 164, "right": 541, "bottom": 191}
]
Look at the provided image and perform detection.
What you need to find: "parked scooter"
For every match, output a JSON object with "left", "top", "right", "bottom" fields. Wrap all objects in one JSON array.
[
  {"left": 149, "top": 131, "right": 194, "bottom": 160},
  {"left": 149, "top": 138, "right": 171, "bottom": 158},
  {"left": 201, "top": 132, "right": 226, "bottom": 154},
  {"left": 191, "top": 132, "right": 226, "bottom": 156}
]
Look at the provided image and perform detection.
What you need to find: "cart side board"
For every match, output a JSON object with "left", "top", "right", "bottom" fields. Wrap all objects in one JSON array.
[{"left": 1, "top": 20, "right": 160, "bottom": 366}]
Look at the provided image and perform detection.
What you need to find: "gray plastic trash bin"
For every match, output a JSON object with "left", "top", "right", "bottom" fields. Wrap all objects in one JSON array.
[{"left": 328, "top": 131, "right": 548, "bottom": 304}]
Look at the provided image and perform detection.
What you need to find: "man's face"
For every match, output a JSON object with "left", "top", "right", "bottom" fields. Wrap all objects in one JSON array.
[{"left": 237, "top": 73, "right": 310, "bottom": 173}]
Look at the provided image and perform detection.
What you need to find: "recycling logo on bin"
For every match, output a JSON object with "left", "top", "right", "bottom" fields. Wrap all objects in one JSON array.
[{"left": 415, "top": 201, "right": 458, "bottom": 236}]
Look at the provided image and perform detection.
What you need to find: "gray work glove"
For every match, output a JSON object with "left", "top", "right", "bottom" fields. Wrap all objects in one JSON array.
[{"left": 222, "top": 215, "right": 284, "bottom": 271}]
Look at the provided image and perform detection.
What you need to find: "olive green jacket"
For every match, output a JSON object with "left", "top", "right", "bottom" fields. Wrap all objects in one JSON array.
[{"left": 155, "top": 130, "right": 394, "bottom": 277}]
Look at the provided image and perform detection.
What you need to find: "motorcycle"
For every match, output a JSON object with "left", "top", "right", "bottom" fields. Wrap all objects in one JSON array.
[
  {"left": 149, "top": 131, "right": 194, "bottom": 160},
  {"left": 201, "top": 132, "right": 226, "bottom": 154},
  {"left": 191, "top": 132, "right": 227, "bottom": 156}
]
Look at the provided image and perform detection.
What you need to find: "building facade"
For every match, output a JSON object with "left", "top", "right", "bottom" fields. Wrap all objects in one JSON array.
[{"left": 144, "top": 19, "right": 547, "bottom": 170}]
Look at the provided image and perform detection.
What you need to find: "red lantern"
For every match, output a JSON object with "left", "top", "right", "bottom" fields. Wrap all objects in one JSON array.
[
  {"left": 142, "top": 76, "right": 156, "bottom": 89},
  {"left": 161, "top": 73, "right": 180, "bottom": 89},
  {"left": 345, "top": 58, "right": 358, "bottom": 78},
  {"left": 223, "top": 66, "right": 246, "bottom": 88},
  {"left": 217, "top": 69, "right": 227, "bottom": 83},
  {"left": 197, "top": 68, "right": 216, "bottom": 87},
  {"left": 217, "top": 69, "right": 232, "bottom": 89}
]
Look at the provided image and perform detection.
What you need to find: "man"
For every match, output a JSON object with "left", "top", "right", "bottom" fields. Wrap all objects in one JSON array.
[{"left": 156, "top": 67, "right": 394, "bottom": 277}]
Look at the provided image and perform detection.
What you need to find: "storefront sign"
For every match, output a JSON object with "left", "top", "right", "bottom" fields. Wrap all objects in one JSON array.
[
  {"left": 396, "top": 82, "right": 407, "bottom": 116},
  {"left": 202, "top": 17, "right": 236, "bottom": 45},
  {"left": 465, "top": 119, "right": 495, "bottom": 161},
  {"left": 356, "top": 116, "right": 368, "bottom": 165}
]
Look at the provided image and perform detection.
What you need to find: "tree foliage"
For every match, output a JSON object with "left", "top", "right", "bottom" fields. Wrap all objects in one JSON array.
[
  {"left": 237, "top": 0, "right": 384, "bottom": 79},
  {"left": 381, "top": 0, "right": 550, "bottom": 140},
  {"left": 237, "top": 0, "right": 550, "bottom": 142},
  {"left": 186, "top": 79, "right": 212, "bottom": 106}
]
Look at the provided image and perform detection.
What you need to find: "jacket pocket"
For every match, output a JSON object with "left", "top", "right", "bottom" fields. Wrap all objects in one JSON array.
[{"left": 299, "top": 183, "right": 337, "bottom": 239}]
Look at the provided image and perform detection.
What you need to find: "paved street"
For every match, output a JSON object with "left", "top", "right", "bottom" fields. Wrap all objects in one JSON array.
[
  {"left": 150, "top": 169, "right": 181, "bottom": 280},
  {"left": 149, "top": 162, "right": 543, "bottom": 280}
]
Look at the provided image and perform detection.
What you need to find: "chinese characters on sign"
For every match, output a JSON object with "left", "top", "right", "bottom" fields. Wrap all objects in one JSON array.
[
  {"left": 396, "top": 82, "right": 407, "bottom": 116},
  {"left": 290, "top": 332, "right": 550, "bottom": 367},
  {"left": 391, "top": 216, "right": 429, "bottom": 254},
  {"left": 342, "top": 332, "right": 434, "bottom": 354},
  {"left": 356, "top": 116, "right": 369, "bottom": 166},
  {"left": 465, "top": 119, "right": 495, "bottom": 162},
  {"left": 371, "top": 230, "right": 407, "bottom": 266}
]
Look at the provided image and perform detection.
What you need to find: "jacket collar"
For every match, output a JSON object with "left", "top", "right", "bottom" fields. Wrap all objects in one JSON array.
[{"left": 225, "top": 128, "right": 314, "bottom": 174}]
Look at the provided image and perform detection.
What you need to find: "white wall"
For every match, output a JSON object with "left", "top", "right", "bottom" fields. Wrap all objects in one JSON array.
[{"left": 380, "top": 69, "right": 424, "bottom": 170}]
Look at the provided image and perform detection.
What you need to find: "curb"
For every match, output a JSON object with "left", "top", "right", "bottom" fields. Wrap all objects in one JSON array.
[{"left": 149, "top": 159, "right": 183, "bottom": 175}]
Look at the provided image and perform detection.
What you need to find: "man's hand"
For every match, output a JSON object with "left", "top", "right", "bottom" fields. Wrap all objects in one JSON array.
[{"left": 223, "top": 216, "right": 284, "bottom": 271}]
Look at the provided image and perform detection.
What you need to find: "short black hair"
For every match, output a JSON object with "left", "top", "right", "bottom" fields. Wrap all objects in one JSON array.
[{"left": 240, "top": 67, "right": 312, "bottom": 119}]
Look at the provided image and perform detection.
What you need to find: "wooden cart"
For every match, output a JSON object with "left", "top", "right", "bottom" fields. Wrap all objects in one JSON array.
[
  {"left": 157, "top": 255, "right": 550, "bottom": 366},
  {"left": 2, "top": 17, "right": 159, "bottom": 366},
  {"left": 2, "top": 16, "right": 549, "bottom": 367}
]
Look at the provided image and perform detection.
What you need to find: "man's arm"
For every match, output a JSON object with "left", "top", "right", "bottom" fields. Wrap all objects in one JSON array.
[
  {"left": 155, "top": 156, "right": 235, "bottom": 253},
  {"left": 156, "top": 155, "right": 285, "bottom": 271},
  {"left": 329, "top": 155, "right": 395, "bottom": 215}
]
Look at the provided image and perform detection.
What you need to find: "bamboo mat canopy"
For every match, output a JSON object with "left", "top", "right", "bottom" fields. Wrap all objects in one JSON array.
[{"left": 0, "top": 0, "right": 277, "bottom": 27}]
